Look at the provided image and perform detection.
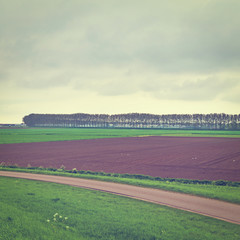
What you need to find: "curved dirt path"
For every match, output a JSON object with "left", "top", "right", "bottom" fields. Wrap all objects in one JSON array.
[{"left": 1, "top": 171, "right": 240, "bottom": 225}]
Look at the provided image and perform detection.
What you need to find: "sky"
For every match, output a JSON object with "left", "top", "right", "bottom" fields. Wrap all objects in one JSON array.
[{"left": 0, "top": 0, "right": 240, "bottom": 123}]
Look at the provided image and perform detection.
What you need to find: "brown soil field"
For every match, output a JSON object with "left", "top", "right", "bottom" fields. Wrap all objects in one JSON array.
[{"left": 0, "top": 136, "right": 240, "bottom": 181}]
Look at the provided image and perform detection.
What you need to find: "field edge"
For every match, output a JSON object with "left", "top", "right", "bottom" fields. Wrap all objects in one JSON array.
[{"left": 1, "top": 166, "right": 240, "bottom": 204}]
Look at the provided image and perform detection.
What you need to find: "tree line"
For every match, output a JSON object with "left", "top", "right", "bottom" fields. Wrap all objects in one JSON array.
[{"left": 22, "top": 113, "right": 240, "bottom": 130}]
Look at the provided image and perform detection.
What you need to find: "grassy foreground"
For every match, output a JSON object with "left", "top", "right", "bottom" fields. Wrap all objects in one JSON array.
[
  {"left": 0, "top": 176, "right": 239, "bottom": 240},
  {"left": 1, "top": 127, "right": 240, "bottom": 144},
  {"left": 1, "top": 167, "right": 240, "bottom": 204}
]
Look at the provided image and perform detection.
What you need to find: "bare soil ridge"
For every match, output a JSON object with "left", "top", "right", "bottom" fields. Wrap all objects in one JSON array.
[
  {"left": 1, "top": 136, "right": 240, "bottom": 181},
  {"left": 1, "top": 171, "right": 240, "bottom": 225}
]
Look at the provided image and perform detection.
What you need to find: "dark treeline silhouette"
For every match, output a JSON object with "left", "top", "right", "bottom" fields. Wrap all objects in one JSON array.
[{"left": 23, "top": 113, "right": 240, "bottom": 130}]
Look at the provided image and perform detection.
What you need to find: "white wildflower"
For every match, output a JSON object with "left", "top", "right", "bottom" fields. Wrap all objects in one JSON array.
[
  {"left": 64, "top": 217, "right": 68, "bottom": 220},
  {"left": 46, "top": 219, "right": 50, "bottom": 223},
  {"left": 59, "top": 215, "right": 62, "bottom": 218},
  {"left": 53, "top": 218, "right": 57, "bottom": 221},
  {"left": 66, "top": 226, "right": 69, "bottom": 229}
]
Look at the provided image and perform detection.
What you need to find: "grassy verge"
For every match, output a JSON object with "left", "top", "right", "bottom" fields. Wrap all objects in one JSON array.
[
  {"left": 1, "top": 127, "right": 240, "bottom": 144},
  {"left": 0, "top": 176, "right": 239, "bottom": 240},
  {"left": 1, "top": 166, "right": 240, "bottom": 204}
]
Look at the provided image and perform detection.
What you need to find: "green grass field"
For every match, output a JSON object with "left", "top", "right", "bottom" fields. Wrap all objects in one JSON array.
[
  {"left": 1, "top": 176, "right": 239, "bottom": 240},
  {"left": 1, "top": 167, "right": 240, "bottom": 204},
  {"left": 0, "top": 127, "right": 240, "bottom": 144}
]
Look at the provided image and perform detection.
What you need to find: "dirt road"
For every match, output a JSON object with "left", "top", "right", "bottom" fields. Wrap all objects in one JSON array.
[{"left": 1, "top": 171, "right": 240, "bottom": 225}]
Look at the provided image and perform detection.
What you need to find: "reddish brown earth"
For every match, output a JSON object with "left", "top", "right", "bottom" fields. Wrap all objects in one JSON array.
[{"left": 0, "top": 136, "right": 240, "bottom": 181}]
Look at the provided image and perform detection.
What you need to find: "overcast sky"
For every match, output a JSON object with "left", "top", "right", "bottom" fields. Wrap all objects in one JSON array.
[{"left": 1, "top": 0, "right": 240, "bottom": 123}]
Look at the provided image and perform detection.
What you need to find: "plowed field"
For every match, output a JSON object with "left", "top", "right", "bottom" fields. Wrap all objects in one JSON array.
[{"left": 1, "top": 136, "right": 240, "bottom": 181}]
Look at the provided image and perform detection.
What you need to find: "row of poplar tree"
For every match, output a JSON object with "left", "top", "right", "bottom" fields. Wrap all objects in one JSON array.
[{"left": 23, "top": 113, "right": 240, "bottom": 130}]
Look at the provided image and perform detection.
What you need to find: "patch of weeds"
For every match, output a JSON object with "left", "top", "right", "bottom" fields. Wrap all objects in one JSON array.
[
  {"left": 51, "top": 198, "right": 60, "bottom": 202},
  {"left": 7, "top": 217, "right": 13, "bottom": 221},
  {"left": 46, "top": 213, "right": 70, "bottom": 230}
]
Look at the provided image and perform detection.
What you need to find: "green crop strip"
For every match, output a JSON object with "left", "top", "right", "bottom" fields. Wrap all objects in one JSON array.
[
  {"left": 0, "top": 176, "right": 239, "bottom": 240},
  {"left": 1, "top": 127, "right": 240, "bottom": 144}
]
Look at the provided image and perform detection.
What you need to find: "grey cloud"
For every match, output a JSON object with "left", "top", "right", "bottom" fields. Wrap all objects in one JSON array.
[
  {"left": 0, "top": 0, "right": 240, "bottom": 104},
  {"left": 223, "top": 92, "right": 240, "bottom": 102},
  {"left": 170, "top": 79, "right": 238, "bottom": 101},
  {"left": 71, "top": 69, "right": 240, "bottom": 102},
  {"left": 139, "top": 77, "right": 240, "bottom": 101},
  {"left": 1, "top": 0, "right": 240, "bottom": 73}
]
